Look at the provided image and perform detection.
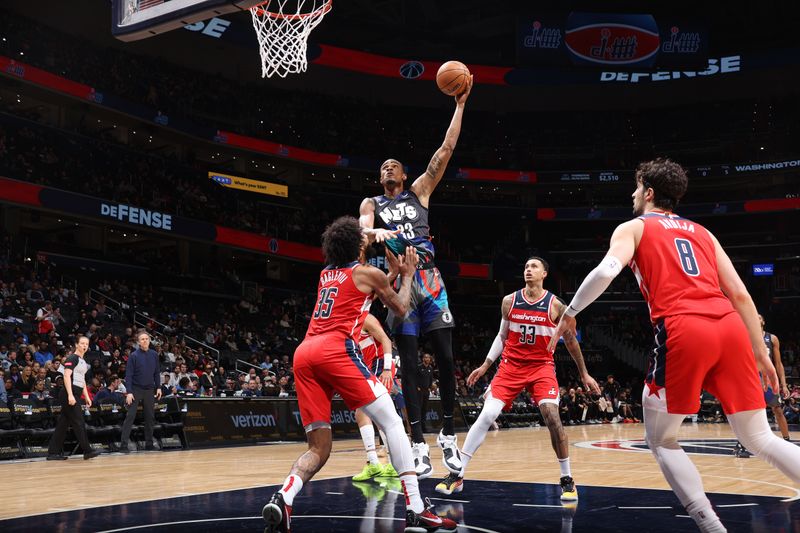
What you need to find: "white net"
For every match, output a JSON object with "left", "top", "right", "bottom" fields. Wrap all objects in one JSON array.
[{"left": 250, "top": 0, "right": 332, "bottom": 78}]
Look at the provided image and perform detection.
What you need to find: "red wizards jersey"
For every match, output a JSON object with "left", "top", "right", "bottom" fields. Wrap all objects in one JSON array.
[
  {"left": 630, "top": 212, "right": 734, "bottom": 324},
  {"left": 358, "top": 331, "right": 379, "bottom": 368},
  {"left": 503, "top": 289, "right": 558, "bottom": 365},
  {"left": 305, "top": 261, "right": 374, "bottom": 339}
]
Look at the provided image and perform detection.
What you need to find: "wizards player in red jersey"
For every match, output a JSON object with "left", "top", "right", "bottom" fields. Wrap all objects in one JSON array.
[
  {"left": 434, "top": 257, "right": 601, "bottom": 501},
  {"left": 551, "top": 159, "right": 800, "bottom": 533},
  {"left": 263, "top": 216, "right": 456, "bottom": 533}
]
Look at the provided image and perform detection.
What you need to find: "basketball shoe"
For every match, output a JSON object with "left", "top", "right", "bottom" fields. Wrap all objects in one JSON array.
[
  {"left": 412, "top": 442, "right": 433, "bottom": 479},
  {"left": 352, "top": 462, "right": 384, "bottom": 481},
  {"left": 559, "top": 476, "right": 578, "bottom": 501},
  {"left": 436, "top": 431, "right": 462, "bottom": 474},
  {"left": 733, "top": 441, "right": 752, "bottom": 458},
  {"left": 380, "top": 462, "right": 399, "bottom": 478},
  {"left": 405, "top": 499, "right": 458, "bottom": 532},
  {"left": 263, "top": 492, "right": 291, "bottom": 533},
  {"left": 435, "top": 473, "right": 463, "bottom": 495}
]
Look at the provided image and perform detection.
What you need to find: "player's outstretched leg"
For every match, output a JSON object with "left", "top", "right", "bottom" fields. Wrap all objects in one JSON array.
[
  {"left": 728, "top": 408, "right": 800, "bottom": 483},
  {"left": 644, "top": 403, "right": 726, "bottom": 533},
  {"left": 436, "top": 396, "right": 504, "bottom": 495},
  {"left": 772, "top": 404, "right": 792, "bottom": 441},
  {"left": 264, "top": 427, "right": 332, "bottom": 533},
  {"left": 539, "top": 402, "right": 577, "bottom": 501},
  {"left": 352, "top": 408, "right": 384, "bottom": 481},
  {"left": 360, "top": 393, "right": 457, "bottom": 532}
]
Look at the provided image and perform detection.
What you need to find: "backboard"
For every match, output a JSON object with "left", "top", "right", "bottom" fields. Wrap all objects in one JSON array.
[{"left": 111, "top": 0, "right": 262, "bottom": 41}]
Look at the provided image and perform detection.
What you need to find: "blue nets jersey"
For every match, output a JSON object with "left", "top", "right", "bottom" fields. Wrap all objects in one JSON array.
[{"left": 372, "top": 190, "right": 435, "bottom": 263}]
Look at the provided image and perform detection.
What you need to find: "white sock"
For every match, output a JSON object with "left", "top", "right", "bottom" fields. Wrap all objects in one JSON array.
[
  {"left": 360, "top": 424, "right": 379, "bottom": 465},
  {"left": 400, "top": 474, "right": 424, "bottom": 513},
  {"left": 279, "top": 474, "right": 303, "bottom": 506},
  {"left": 687, "top": 500, "right": 726, "bottom": 533},
  {"left": 559, "top": 457, "right": 571, "bottom": 477}
]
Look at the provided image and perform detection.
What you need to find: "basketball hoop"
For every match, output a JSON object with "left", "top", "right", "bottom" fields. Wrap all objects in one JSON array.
[{"left": 250, "top": 0, "right": 332, "bottom": 78}]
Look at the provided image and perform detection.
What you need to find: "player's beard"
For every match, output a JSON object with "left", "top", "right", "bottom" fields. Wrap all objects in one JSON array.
[{"left": 383, "top": 177, "right": 398, "bottom": 189}]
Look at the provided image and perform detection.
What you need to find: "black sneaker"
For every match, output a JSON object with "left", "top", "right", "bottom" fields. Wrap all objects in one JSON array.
[
  {"left": 560, "top": 476, "right": 578, "bottom": 501},
  {"left": 46, "top": 454, "right": 68, "bottom": 461},
  {"left": 263, "top": 492, "right": 291, "bottom": 533},
  {"left": 733, "top": 442, "right": 752, "bottom": 458},
  {"left": 405, "top": 500, "right": 457, "bottom": 532},
  {"left": 84, "top": 450, "right": 101, "bottom": 460}
]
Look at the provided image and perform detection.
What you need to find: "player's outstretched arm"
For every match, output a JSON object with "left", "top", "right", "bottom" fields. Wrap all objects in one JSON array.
[
  {"left": 411, "top": 75, "right": 473, "bottom": 206},
  {"left": 467, "top": 293, "right": 512, "bottom": 387},
  {"left": 551, "top": 299, "right": 601, "bottom": 395},
  {"left": 548, "top": 220, "right": 638, "bottom": 352},
  {"left": 359, "top": 197, "right": 398, "bottom": 243},
  {"left": 712, "top": 232, "right": 778, "bottom": 390},
  {"left": 363, "top": 313, "right": 394, "bottom": 389}
]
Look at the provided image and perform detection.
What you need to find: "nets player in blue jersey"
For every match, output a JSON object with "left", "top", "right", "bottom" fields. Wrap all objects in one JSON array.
[{"left": 359, "top": 75, "right": 473, "bottom": 479}]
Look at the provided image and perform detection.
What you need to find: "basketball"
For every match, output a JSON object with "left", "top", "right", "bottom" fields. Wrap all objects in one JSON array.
[{"left": 436, "top": 60, "right": 471, "bottom": 96}]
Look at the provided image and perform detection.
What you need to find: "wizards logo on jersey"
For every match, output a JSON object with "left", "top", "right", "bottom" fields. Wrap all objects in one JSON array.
[{"left": 565, "top": 12, "right": 660, "bottom": 67}]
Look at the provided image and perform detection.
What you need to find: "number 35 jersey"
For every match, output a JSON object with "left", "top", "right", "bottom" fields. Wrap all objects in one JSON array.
[
  {"left": 503, "top": 289, "right": 558, "bottom": 366},
  {"left": 372, "top": 190, "right": 436, "bottom": 262},
  {"left": 629, "top": 212, "right": 734, "bottom": 324},
  {"left": 305, "top": 262, "right": 374, "bottom": 340}
]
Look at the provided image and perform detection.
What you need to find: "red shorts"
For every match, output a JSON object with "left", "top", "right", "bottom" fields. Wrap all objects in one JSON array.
[
  {"left": 643, "top": 312, "right": 765, "bottom": 415},
  {"left": 487, "top": 359, "right": 559, "bottom": 410},
  {"left": 294, "top": 334, "right": 387, "bottom": 429}
]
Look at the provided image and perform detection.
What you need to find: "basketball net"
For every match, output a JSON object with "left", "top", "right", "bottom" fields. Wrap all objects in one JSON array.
[{"left": 250, "top": 0, "right": 332, "bottom": 78}]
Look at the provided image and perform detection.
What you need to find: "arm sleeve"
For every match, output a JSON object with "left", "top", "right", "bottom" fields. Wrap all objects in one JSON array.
[
  {"left": 565, "top": 255, "right": 623, "bottom": 317},
  {"left": 485, "top": 319, "right": 510, "bottom": 363}
]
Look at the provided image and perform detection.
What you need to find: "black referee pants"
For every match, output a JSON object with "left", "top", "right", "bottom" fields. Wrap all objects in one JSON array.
[
  {"left": 120, "top": 387, "right": 156, "bottom": 445},
  {"left": 48, "top": 385, "right": 92, "bottom": 455}
]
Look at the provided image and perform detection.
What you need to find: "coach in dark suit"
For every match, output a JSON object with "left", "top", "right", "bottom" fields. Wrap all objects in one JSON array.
[{"left": 118, "top": 330, "right": 161, "bottom": 452}]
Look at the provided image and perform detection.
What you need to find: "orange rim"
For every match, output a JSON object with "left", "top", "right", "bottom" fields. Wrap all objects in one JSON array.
[{"left": 253, "top": 0, "right": 332, "bottom": 20}]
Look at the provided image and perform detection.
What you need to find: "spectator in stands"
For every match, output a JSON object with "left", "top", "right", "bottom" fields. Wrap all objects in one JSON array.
[
  {"left": 1, "top": 350, "right": 17, "bottom": 372},
  {"left": 785, "top": 397, "right": 799, "bottom": 424},
  {"left": 277, "top": 375, "right": 291, "bottom": 398},
  {"left": 35, "top": 301, "right": 56, "bottom": 336},
  {"left": 14, "top": 365, "right": 34, "bottom": 393},
  {"left": 30, "top": 379, "right": 50, "bottom": 402},
  {"left": 4, "top": 377, "right": 20, "bottom": 407},
  {"left": 34, "top": 341, "right": 54, "bottom": 366},
  {"left": 240, "top": 379, "right": 262, "bottom": 397},
  {"left": 0, "top": 377, "right": 6, "bottom": 407},
  {"left": 94, "top": 374, "right": 124, "bottom": 405},
  {"left": 176, "top": 376, "right": 196, "bottom": 397},
  {"left": 159, "top": 373, "right": 174, "bottom": 397}
]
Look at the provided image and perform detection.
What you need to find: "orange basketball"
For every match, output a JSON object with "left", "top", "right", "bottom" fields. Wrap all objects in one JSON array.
[{"left": 436, "top": 60, "right": 471, "bottom": 96}]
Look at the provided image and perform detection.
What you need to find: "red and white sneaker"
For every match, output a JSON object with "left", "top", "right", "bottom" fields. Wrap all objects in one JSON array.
[
  {"left": 263, "top": 492, "right": 292, "bottom": 533},
  {"left": 405, "top": 499, "right": 458, "bottom": 532}
]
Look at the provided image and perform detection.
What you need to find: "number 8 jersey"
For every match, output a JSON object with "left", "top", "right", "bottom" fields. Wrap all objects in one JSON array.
[
  {"left": 629, "top": 212, "right": 734, "bottom": 324},
  {"left": 504, "top": 290, "right": 558, "bottom": 366},
  {"left": 305, "top": 261, "right": 374, "bottom": 339}
]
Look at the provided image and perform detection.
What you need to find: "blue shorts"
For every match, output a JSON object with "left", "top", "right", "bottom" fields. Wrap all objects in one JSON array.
[{"left": 387, "top": 266, "right": 454, "bottom": 337}]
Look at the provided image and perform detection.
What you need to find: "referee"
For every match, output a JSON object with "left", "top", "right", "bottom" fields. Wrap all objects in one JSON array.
[
  {"left": 118, "top": 330, "right": 162, "bottom": 452},
  {"left": 47, "top": 335, "right": 100, "bottom": 460}
]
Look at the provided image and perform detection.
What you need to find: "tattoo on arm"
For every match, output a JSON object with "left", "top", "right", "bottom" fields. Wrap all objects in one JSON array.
[{"left": 426, "top": 154, "right": 443, "bottom": 179}]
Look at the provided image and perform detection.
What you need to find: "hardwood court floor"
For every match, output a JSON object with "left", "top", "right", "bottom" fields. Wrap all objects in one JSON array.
[{"left": 1, "top": 422, "right": 796, "bottom": 521}]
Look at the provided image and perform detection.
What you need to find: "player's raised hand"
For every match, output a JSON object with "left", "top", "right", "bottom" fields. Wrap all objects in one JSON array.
[
  {"left": 399, "top": 247, "right": 418, "bottom": 276},
  {"left": 754, "top": 343, "right": 779, "bottom": 392},
  {"left": 548, "top": 314, "right": 576, "bottom": 354},
  {"left": 455, "top": 74, "right": 473, "bottom": 105},
  {"left": 384, "top": 248, "right": 400, "bottom": 281}
]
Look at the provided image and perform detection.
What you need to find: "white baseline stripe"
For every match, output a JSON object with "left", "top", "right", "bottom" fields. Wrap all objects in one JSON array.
[
  {"left": 325, "top": 492, "right": 344, "bottom": 495},
  {"left": 717, "top": 503, "right": 759, "bottom": 508},
  {"left": 618, "top": 506, "right": 673, "bottom": 510},
  {"left": 513, "top": 503, "right": 564, "bottom": 508},
  {"left": 428, "top": 497, "right": 470, "bottom": 503}
]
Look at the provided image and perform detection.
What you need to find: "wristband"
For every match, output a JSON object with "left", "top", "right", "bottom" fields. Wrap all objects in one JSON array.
[{"left": 383, "top": 353, "right": 393, "bottom": 371}]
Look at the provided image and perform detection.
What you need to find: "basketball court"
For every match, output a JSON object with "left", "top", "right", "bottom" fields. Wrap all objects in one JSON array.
[{"left": 1, "top": 424, "right": 797, "bottom": 531}]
